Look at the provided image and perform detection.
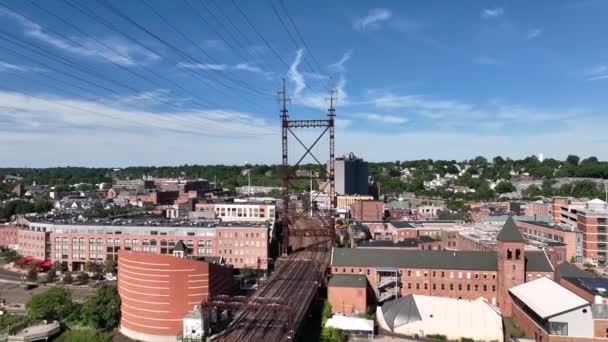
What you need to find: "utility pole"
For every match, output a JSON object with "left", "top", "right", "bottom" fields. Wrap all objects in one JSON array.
[
  {"left": 310, "top": 175, "right": 313, "bottom": 217},
  {"left": 279, "top": 78, "right": 337, "bottom": 255},
  {"left": 279, "top": 78, "right": 290, "bottom": 256}
]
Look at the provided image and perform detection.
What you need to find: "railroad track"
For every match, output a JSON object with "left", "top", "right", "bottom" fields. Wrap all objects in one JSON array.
[{"left": 217, "top": 218, "right": 331, "bottom": 342}]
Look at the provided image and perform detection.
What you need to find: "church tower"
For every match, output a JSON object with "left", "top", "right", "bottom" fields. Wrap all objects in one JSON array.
[{"left": 496, "top": 216, "right": 526, "bottom": 316}]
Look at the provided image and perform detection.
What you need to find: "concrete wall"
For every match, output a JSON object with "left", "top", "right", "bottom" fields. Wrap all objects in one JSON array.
[{"left": 549, "top": 306, "right": 594, "bottom": 338}]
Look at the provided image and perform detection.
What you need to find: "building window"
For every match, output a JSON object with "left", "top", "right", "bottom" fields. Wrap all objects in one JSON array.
[
  {"left": 513, "top": 264, "right": 516, "bottom": 271},
  {"left": 407, "top": 270, "right": 411, "bottom": 276},
  {"left": 467, "top": 284, "right": 471, "bottom": 291},
  {"left": 367, "top": 269, "right": 370, "bottom": 275},
  {"left": 507, "top": 248, "right": 513, "bottom": 259},
  {"left": 432, "top": 271, "right": 436, "bottom": 277},
  {"left": 549, "top": 322, "right": 568, "bottom": 336},
  {"left": 432, "top": 284, "right": 436, "bottom": 290},
  {"left": 474, "top": 284, "right": 479, "bottom": 291},
  {"left": 515, "top": 249, "right": 521, "bottom": 260},
  {"left": 408, "top": 283, "right": 412, "bottom": 289},
  {"left": 441, "top": 272, "right": 445, "bottom": 277},
  {"left": 492, "top": 285, "right": 496, "bottom": 292},
  {"left": 441, "top": 284, "right": 445, "bottom": 290},
  {"left": 424, "top": 283, "right": 428, "bottom": 290},
  {"left": 416, "top": 283, "right": 420, "bottom": 290},
  {"left": 458, "top": 284, "right": 462, "bottom": 291},
  {"left": 483, "top": 285, "right": 487, "bottom": 291},
  {"left": 449, "top": 284, "right": 454, "bottom": 291}
]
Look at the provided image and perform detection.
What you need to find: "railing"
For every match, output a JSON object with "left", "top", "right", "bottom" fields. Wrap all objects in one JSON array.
[{"left": 377, "top": 277, "right": 397, "bottom": 288}]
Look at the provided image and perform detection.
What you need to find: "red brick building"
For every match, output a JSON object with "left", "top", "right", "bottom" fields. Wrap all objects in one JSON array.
[
  {"left": 328, "top": 274, "right": 369, "bottom": 316},
  {"left": 17, "top": 218, "right": 270, "bottom": 271},
  {"left": 330, "top": 218, "right": 554, "bottom": 315},
  {"left": 350, "top": 200, "right": 384, "bottom": 222},
  {"left": 117, "top": 250, "right": 233, "bottom": 341},
  {"left": 0, "top": 225, "right": 18, "bottom": 248}
]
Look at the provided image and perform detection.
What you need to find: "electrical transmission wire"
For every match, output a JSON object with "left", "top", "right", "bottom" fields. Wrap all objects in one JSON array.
[
  {"left": 58, "top": 0, "right": 271, "bottom": 114},
  {"left": 278, "top": 0, "right": 331, "bottom": 90},
  {"left": 230, "top": 0, "right": 291, "bottom": 70},
  {"left": 206, "top": 0, "right": 276, "bottom": 74},
  {"left": 269, "top": 1, "right": 327, "bottom": 95},
  {"left": 0, "top": 3, "right": 275, "bottom": 135},
  {"left": 95, "top": 0, "right": 272, "bottom": 99}
]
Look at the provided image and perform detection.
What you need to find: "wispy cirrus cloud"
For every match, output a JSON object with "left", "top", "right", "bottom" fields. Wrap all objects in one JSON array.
[
  {"left": 288, "top": 49, "right": 306, "bottom": 96},
  {"left": 0, "top": 8, "right": 159, "bottom": 66},
  {"left": 0, "top": 90, "right": 274, "bottom": 136},
  {"left": 472, "top": 56, "right": 503, "bottom": 65},
  {"left": 352, "top": 112, "right": 408, "bottom": 124},
  {"left": 481, "top": 8, "right": 504, "bottom": 19},
  {"left": 353, "top": 8, "right": 392, "bottom": 31},
  {"left": 177, "top": 62, "right": 269, "bottom": 75},
  {"left": 586, "top": 65, "right": 608, "bottom": 81},
  {"left": 526, "top": 29, "right": 542, "bottom": 40},
  {"left": 0, "top": 61, "right": 46, "bottom": 73},
  {"left": 328, "top": 50, "right": 352, "bottom": 73}
]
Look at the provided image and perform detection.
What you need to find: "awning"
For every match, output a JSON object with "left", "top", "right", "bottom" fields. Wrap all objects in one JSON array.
[{"left": 40, "top": 260, "right": 52, "bottom": 267}]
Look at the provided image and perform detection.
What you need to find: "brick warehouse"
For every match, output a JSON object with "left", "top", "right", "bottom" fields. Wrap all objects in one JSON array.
[{"left": 328, "top": 217, "right": 554, "bottom": 316}]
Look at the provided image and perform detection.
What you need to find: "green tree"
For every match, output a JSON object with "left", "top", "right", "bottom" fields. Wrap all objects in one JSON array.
[
  {"left": 85, "top": 262, "right": 103, "bottom": 276},
  {"left": 26, "top": 267, "right": 38, "bottom": 282},
  {"left": 80, "top": 285, "right": 121, "bottom": 330},
  {"left": 62, "top": 273, "right": 73, "bottom": 284},
  {"left": 104, "top": 259, "right": 117, "bottom": 274},
  {"left": 566, "top": 155, "right": 580, "bottom": 166},
  {"left": 54, "top": 329, "right": 112, "bottom": 342},
  {"left": 77, "top": 272, "right": 89, "bottom": 284},
  {"left": 495, "top": 181, "right": 516, "bottom": 194},
  {"left": 240, "top": 268, "right": 257, "bottom": 280},
  {"left": 26, "top": 287, "right": 76, "bottom": 321},
  {"left": 45, "top": 268, "right": 57, "bottom": 283}
]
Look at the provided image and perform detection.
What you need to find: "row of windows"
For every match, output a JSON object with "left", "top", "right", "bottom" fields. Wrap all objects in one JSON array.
[
  {"left": 55, "top": 238, "right": 214, "bottom": 247},
  {"left": 406, "top": 282, "right": 496, "bottom": 292},
  {"left": 219, "top": 240, "right": 263, "bottom": 247},
  {"left": 335, "top": 267, "right": 497, "bottom": 280},
  {"left": 219, "top": 249, "right": 264, "bottom": 256},
  {"left": 218, "top": 232, "right": 265, "bottom": 238}
]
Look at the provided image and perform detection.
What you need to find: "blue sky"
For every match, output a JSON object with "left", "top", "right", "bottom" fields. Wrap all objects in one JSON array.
[{"left": 1, "top": 0, "right": 608, "bottom": 167}]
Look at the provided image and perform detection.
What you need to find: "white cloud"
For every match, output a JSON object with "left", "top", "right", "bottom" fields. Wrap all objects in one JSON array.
[
  {"left": 472, "top": 56, "right": 503, "bottom": 65},
  {"left": 481, "top": 8, "right": 504, "bottom": 19},
  {"left": 288, "top": 49, "right": 306, "bottom": 96},
  {"left": 177, "top": 62, "right": 268, "bottom": 76},
  {"left": 0, "top": 90, "right": 275, "bottom": 137},
  {"left": 177, "top": 63, "right": 227, "bottom": 71},
  {"left": 0, "top": 61, "right": 46, "bottom": 73},
  {"left": 587, "top": 65, "right": 608, "bottom": 81},
  {"left": 353, "top": 8, "right": 392, "bottom": 31},
  {"left": 0, "top": 8, "right": 159, "bottom": 66},
  {"left": 372, "top": 93, "right": 472, "bottom": 112},
  {"left": 352, "top": 112, "right": 408, "bottom": 124},
  {"left": 328, "top": 50, "right": 352, "bottom": 73},
  {"left": 526, "top": 29, "right": 542, "bottom": 40}
]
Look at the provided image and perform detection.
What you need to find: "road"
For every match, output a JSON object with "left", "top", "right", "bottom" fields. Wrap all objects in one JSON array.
[{"left": 0, "top": 267, "right": 23, "bottom": 283}]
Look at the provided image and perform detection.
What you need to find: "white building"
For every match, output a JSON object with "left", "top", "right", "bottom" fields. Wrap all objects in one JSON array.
[
  {"left": 182, "top": 307, "right": 204, "bottom": 339},
  {"left": 510, "top": 277, "right": 595, "bottom": 338},
  {"left": 377, "top": 294, "right": 503, "bottom": 341}
]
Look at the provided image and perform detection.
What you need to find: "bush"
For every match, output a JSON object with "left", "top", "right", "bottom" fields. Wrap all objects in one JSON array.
[
  {"left": 80, "top": 285, "right": 121, "bottom": 330},
  {"left": 62, "top": 273, "right": 73, "bottom": 284},
  {"left": 46, "top": 268, "right": 57, "bottom": 283},
  {"left": 54, "top": 328, "right": 112, "bottom": 342},
  {"left": 427, "top": 334, "right": 447, "bottom": 341},
  {"left": 26, "top": 287, "right": 77, "bottom": 321},
  {"left": 77, "top": 272, "right": 89, "bottom": 284},
  {"left": 26, "top": 267, "right": 38, "bottom": 282}
]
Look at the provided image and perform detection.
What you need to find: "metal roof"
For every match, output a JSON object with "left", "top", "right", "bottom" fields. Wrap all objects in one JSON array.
[
  {"left": 331, "top": 248, "right": 498, "bottom": 271},
  {"left": 509, "top": 277, "right": 589, "bottom": 319},
  {"left": 328, "top": 274, "right": 368, "bottom": 288},
  {"left": 525, "top": 251, "right": 554, "bottom": 273},
  {"left": 496, "top": 216, "right": 526, "bottom": 243}
]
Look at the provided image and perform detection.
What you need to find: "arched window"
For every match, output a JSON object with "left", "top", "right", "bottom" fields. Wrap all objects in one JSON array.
[
  {"left": 507, "top": 248, "right": 513, "bottom": 259},
  {"left": 515, "top": 249, "right": 521, "bottom": 260}
]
